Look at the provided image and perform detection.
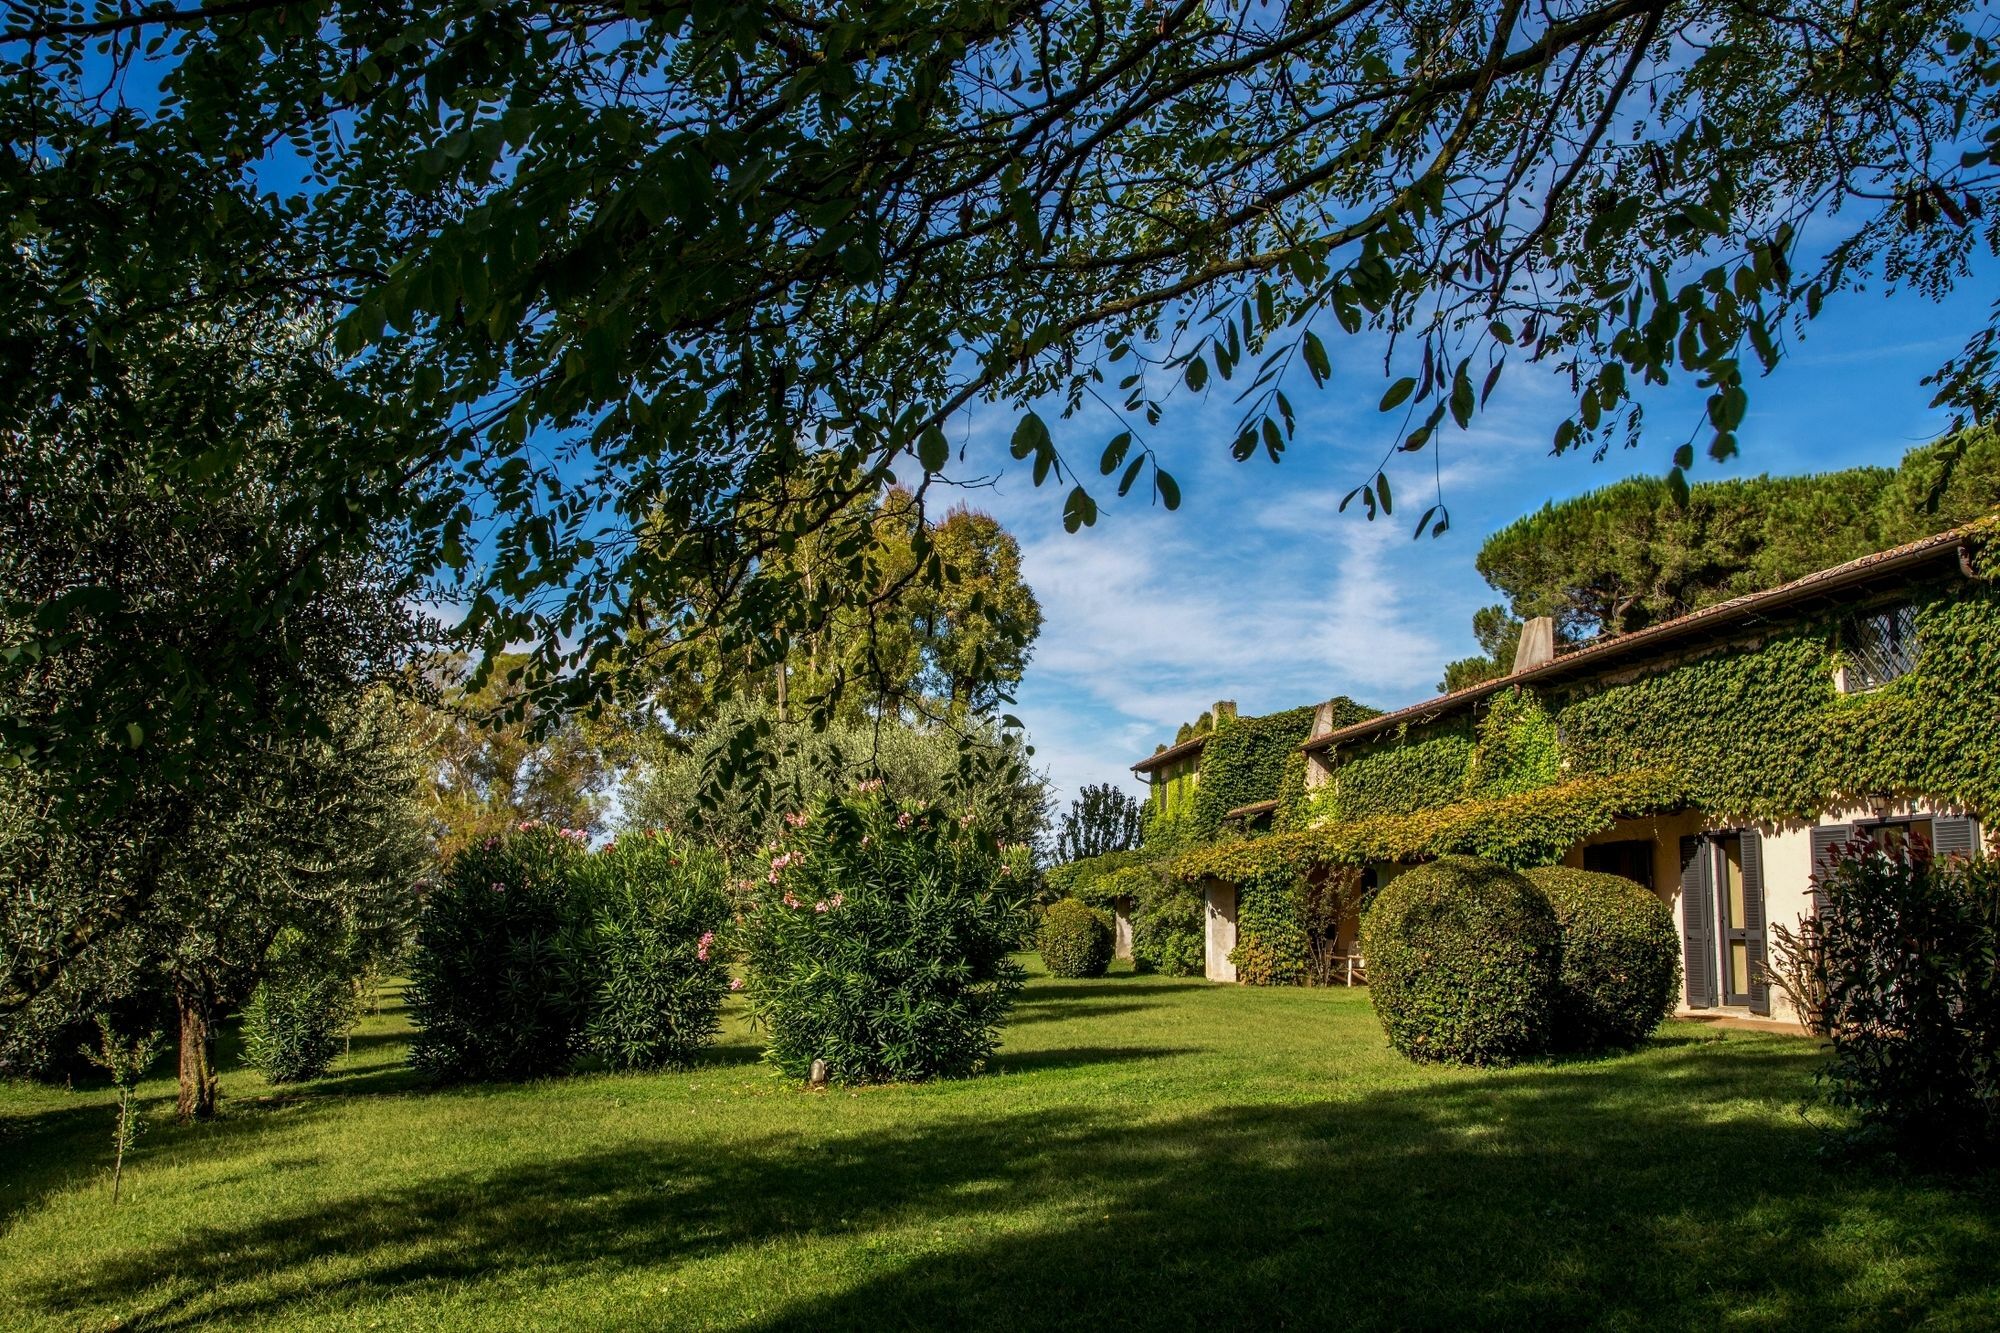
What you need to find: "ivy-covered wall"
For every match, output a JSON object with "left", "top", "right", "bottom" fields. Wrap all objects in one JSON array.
[
  {"left": 1187, "top": 705, "right": 1317, "bottom": 836},
  {"left": 1178, "top": 548, "right": 2000, "bottom": 986},
  {"left": 1321, "top": 575, "right": 2000, "bottom": 829}
]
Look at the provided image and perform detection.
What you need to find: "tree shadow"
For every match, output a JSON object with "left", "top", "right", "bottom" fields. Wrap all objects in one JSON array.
[
  {"left": 985, "top": 1045, "right": 1193, "bottom": 1076},
  {"left": 22, "top": 1034, "right": 2000, "bottom": 1330},
  {"left": 1002, "top": 1001, "right": 1167, "bottom": 1027},
  {"left": 1019, "top": 980, "right": 1203, "bottom": 1003}
]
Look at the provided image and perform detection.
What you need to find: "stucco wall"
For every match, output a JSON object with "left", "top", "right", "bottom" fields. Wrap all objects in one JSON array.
[
  {"left": 1570, "top": 800, "right": 1981, "bottom": 1026},
  {"left": 1203, "top": 881, "right": 1237, "bottom": 983}
]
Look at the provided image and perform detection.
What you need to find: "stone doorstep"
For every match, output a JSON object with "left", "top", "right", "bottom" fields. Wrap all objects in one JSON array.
[{"left": 1673, "top": 1010, "right": 1813, "bottom": 1037}]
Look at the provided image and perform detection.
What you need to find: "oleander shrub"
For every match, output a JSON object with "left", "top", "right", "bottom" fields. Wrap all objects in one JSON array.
[
  {"left": 1360, "top": 856, "right": 1561, "bottom": 1065},
  {"left": 739, "top": 789, "right": 1029, "bottom": 1084},
  {"left": 407, "top": 825, "right": 593, "bottom": 1081},
  {"left": 574, "top": 833, "right": 733, "bottom": 1072},
  {"left": 1038, "top": 898, "right": 1113, "bottom": 978},
  {"left": 243, "top": 928, "right": 357, "bottom": 1083},
  {"left": 1524, "top": 866, "right": 1680, "bottom": 1051},
  {"left": 1812, "top": 850, "right": 2000, "bottom": 1160}
]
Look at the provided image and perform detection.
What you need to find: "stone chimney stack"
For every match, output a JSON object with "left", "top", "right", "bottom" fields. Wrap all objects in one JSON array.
[
  {"left": 1511, "top": 617, "right": 1557, "bottom": 674},
  {"left": 1304, "top": 698, "right": 1343, "bottom": 789}
]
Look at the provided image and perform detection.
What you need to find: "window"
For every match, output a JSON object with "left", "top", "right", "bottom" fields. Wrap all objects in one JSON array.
[
  {"left": 1582, "top": 839, "right": 1654, "bottom": 890},
  {"left": 1863, "top": 817, "right": 1934, "bottom": 866},
  {"left": 1840, "top": 603, "right": 1920, "bottom": 691}
]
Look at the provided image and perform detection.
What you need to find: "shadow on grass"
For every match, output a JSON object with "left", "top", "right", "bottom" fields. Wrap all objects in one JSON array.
[
  {"left": 986, "top": 1045, "right": 1192, "bottom": 1076},
  {"left": 21, "top": 1035, "right": 2000, "bottom": 1330}
]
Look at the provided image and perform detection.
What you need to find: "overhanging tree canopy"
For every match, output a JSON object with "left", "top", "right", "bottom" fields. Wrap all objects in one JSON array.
[{"left": 4, "top": 0, "right": 1997, "bottom": 797}]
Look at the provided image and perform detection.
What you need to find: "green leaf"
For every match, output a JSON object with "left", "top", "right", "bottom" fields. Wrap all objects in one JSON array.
[
  {"left": 1099, "top": 431, "right": 1132, "bottom": 476},
  {"left": 1118, "top": 456, "right": 1145, "bottom": 496},
  {"left": 1302, "top": 332, "right": 1331, "bottom": 383},
  {"left": 1062, "top": 486, "right": 1098, "bottom": 533},
  {"left": 125, "top": 722, "right": 144, "bottom": 749},
  {"left": 1010, "top": 411, "right": 1050, "bottom": 461},
  {"left": 1449, "top": 360, "right": 1473, "bottom": 429},
  {"left": 917, "top": 424, "right": 949, "bottom": 473},
  {"left": 1379, "top": 377, "right": 1416, "bottom": 412},
  {"left": 1375, "top": 472, "right": 1392, "bottom": 515},
  {"left": 1184, "top": 356, "right": 1208, "bottom": 392},
  {"left": 1155, "top": 468, "right": 1181, "bottom": 511}
]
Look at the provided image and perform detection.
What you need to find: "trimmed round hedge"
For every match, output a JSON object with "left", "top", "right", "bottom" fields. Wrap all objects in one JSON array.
[
  {"left": 1524, "top": 865, "right": 1681, "bottom": 1050},
  {"left": 1038, "top": 898, "right": 1113, "bottom": 978},
  {"left": 1360, "top": 856, "right": 1561, "bottom": 1065}
]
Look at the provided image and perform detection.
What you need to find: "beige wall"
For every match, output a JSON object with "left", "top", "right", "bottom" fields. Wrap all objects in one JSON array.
[
  {"left": 1571, "top": 800, "right": 1981, "bottom": 1026},
  {"left": 1203, "top": 881, "right": 1237, "bottom": 983},
  {"left": 1112, "top": 897, "right": 1134, "bottom": 961}
]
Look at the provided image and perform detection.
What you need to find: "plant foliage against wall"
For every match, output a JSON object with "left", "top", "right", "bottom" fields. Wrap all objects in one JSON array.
[
  {"left": 1176, "top": 770, "right": 1688, "bottom": 886},
  {"left": 1171, "top": 529, "right": 1999, "bottom": 988},
  {"left": 1311, "top": 558, "right": 2000, "bottom": 833},
  {"left": 1188, "top": 705, "right": 1317, "bottom": 839}
]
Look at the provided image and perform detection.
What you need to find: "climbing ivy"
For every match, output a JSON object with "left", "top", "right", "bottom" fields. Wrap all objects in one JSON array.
[
  {"left": 1229, "top": 864, "right": 1310, "bottom": 986},
  {"left": 1315, "top": 722, "right": 1475, "bottom": 821},
  {"left": 1557, "top": 583, "right": 2000, "bottom": 822},
  {"left": 1182, "top": 527, "right": 1999, "bottom": 990},
  {"left": 1177, "top": 769, "right": 1688, "bottom": 885},
  {"left": 1312, "top": 557, "right": 2000, "bottom": 829},
  {"left": 1187, "top": 705, "right": 1317, "bottom": 839},
  {"left": 1464, "top": 688, "right": 1562, "bottom": 799}
]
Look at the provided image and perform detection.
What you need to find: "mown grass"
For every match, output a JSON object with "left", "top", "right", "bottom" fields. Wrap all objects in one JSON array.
[{"left": 3, "top": 961, "right": 1997, "bottom": 1330}]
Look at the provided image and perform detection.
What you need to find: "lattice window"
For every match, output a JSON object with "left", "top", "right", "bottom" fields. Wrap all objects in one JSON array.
[{"left": 1841, "top": 603, "right": 1920, "bottom": 690}]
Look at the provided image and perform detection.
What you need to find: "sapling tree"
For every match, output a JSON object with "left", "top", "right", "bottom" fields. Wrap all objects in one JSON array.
[{"left": 81, "top": 1015, "right": 163, "bottom": 1205}]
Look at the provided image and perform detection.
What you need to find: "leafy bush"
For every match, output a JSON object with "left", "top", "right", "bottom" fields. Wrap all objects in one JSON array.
[
  {"left": 1523, "top": 866, "right": 1679, "bottom": 1050},
  {"left": 407, "top": 826, "right": 591, "bottom": 1081},
  {"left": 573, "top": 833, "right": 733, "bottom": 1071},
  {"left": 1811, "top": 849, "right": 2000, "bottom": 1160},
  {"left": 1037, "top": 898, "right": 1112, "bottom": 978},
  {"left": 1130, "top": 870, "right": 1204, "bottom": 976},
  {"left": 1360, "top": 856, "right": 1560, "bottom": 1065},
  {"left": 739, "top": 790, "right": 1027, "bottom": 1083},
  {"left": 243, "top": 927, "right": 357, "bottom": 1083}
]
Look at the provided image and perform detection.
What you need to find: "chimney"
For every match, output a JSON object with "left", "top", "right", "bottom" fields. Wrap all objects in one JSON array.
[
  {"left": 1212, "top": 700, "right": 1237, "bottom": 723},
  {"left": 1511, "top": 617, "right": 1556, "bottom": 674},
  {"left": 1305, "top": 698, "right": 1342, "bottom": 789}
]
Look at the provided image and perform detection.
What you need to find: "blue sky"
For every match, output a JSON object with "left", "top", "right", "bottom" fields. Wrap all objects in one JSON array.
[{"left": 959, "top": 281, "right": 1992, "bottom": 813}]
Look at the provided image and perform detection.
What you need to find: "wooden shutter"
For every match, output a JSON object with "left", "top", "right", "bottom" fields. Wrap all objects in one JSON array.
[
  {"left": 1740, "top": 830, "right": 1770, "bottom": 1016},
  {"left": 1680, "top": 836, "right": 1716, "bottom": 1009},
  {"left": 1933, "top": 815, "right": 1981, "bottom": 863},
  {"left": 1808, "top": 824, "right": 1852, "bottom": 915}
]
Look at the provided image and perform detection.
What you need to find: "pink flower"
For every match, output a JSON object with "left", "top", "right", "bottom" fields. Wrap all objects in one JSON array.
[
  {"left": 1000, "top": 864, "right": 1013, "bottom": 877},
  {"left": 490, "top": 882, "right": 506, "bottom": 894},
  {"left": 896, "top": 812, "right": 913, "bottom": 829},
  {"left": 829, "top": 893, "right": 844, "bottom": 909},
  {"left": 697, "top": 931, "right": 714, "bottom": 961},
  {"left": 483, "top": 836, "right": 498, "bottom": 849},
  {"left": 959, "top": 813, "right": 974, "bottom": 828},
  {"left": 782, "top": 892, "right": 803, "bottom": 910},
  {"left": 783, "top": 811, "right": 809, "bottom": 829},
  {"left": 856, "top": 778, "right": 884, "bottom": 794},
  {"left": 813, "top": 900, "right": 829, "bottom": 913},
  {"left": 729, "top": 977, "right": 745, "bottom": 992},
  {"left": 860, "top": 835, "right": 872, "bottom": 848}
]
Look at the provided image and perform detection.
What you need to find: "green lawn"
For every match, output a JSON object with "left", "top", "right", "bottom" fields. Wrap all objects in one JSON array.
[{"left": 3, "top": 964, "right": 1997, "bottom": 1330}]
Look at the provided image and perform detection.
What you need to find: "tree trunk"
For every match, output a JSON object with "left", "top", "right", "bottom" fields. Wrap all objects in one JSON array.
[{"left": 175, "top": 984, "right": 217, "bottom": 1123}]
